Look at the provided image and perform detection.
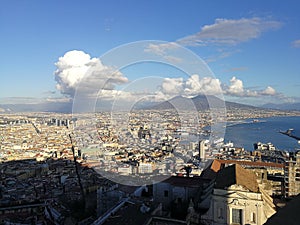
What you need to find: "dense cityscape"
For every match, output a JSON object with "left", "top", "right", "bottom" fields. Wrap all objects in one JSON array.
[{"left": 1, "top": 107, "right": 300, "bottom": 224}]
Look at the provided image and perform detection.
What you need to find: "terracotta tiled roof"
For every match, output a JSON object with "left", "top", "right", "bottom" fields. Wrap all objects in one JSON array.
[
  {"left": 201, "top": 159, "right": 283, "bottom": 181},
  {"left": 217, "top": 159, "right": 284, "bottom": 168},
  {"left": 215, "top": 164, "right": 260, "bottom": 193},
  {"left": 200, "top": 159, "right": 224, "bottom": 180}
]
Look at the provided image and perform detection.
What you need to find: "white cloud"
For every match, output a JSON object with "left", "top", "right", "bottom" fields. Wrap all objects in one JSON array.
[
  {"left": 262, "top": 86, "right": 276, "bottom": 95},
  {"left": 46, "top": 97, "right": 72, "bottom": 103},
  {"left": 156, "top": 75, "right": 277, "bottom": 100},
  {"left": 292, "top": 39, "right": 300, "bottom": 48},
  {"left": 227, "top": 76, "right": 245, "bottom": 96},
  {"left": 184, "top": 75, "right": 222, "bottom": 96},
  {"left": 144, "top": 42, "right": 184, "bottom": 64},
  {"left": 177, "top": 17, "right": 282, "bottom": 46},
  {"left": 144, "top": 42, "right": 178, "bottom": 56},
  {"left": 163, "top": 55, "right": 183, "bottom": 64},
  {"left": 224, "top": 77, "right": 277, "bottom": 97},
  {"left": 145, "top": 17, "right": 282, "bottom": 62},
  {"left": 161, "top": 78, "right": 184, "bottom": 95},
  {"left": 155, "top": 75, "right": 222, "bottom": 100},
  {"left": 98, "top": 89, "right": 136, "bottom": 101},
  {"left": 204, "top": 49, "right": 240, "bottom": 63},
  {"left": 54, "top": 50, "right": 128, "bottom": 97},
  {"left": 245, "top": 89, "right": 258, "bottom": 97}
]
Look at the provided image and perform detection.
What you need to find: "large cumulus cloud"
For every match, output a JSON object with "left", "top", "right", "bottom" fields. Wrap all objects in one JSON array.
[{"left": 54, "top": 50, "right": 128, "bottom": 97}]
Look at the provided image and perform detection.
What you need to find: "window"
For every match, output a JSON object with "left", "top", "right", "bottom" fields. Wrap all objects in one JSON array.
[
  {"left": 164, "top": 190, "right": 169, "bottom": 197},
  {"left": 232, "top": 208, "right": 242, "bottom": 224},
  {"left": 218, "top": 207, "right": 223, "bottom": 219},
  {"left": 251, "top": 212, "right": 256, "bottom": 223}
]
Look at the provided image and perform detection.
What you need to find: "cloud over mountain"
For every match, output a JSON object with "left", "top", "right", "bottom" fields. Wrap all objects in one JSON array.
[{"left": 157, "top": 75, "right": 276, "bottom": 100}]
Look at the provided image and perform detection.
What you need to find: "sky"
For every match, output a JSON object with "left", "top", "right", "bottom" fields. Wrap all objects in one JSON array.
[{"left": 1, "top": 0, "right": 300, "bottom": 106}]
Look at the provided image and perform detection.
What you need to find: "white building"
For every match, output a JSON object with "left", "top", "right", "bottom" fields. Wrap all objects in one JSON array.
[
  {"left": 199, "top": 140, "right": 206, "bottom": 161},
  {"left": 117, "top": 164, "right": 132, "bottom": 175},
  {"left": 202, "top": 164, "right": 276, "bottom": 225},
  {"left": 138, "top": 163, "right": 153, "bottom": 174}
]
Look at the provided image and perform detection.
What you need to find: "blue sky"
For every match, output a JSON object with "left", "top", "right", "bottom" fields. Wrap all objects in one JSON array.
[{"left": 1, "top": 0, "right": 300, "bottom": 106}]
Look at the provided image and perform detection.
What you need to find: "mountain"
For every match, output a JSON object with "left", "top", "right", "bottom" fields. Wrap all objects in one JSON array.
[
  {"left": 149, "top": 95, "right": 257, "bottom": 111},
  {"left": 262, "top": 102, "right": 300, "bottom": 111},
  {"left": 0, "top": 95, "right": 260, "bottom": 113},
  {"left": 149, "top": 96, "right": 191, "bottom": 110}
]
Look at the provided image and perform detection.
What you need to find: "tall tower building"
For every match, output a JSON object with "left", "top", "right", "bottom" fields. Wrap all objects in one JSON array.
[
  {"left": 284, "top": 151, "right": 300, "bottom": 197},
  {"left": 199, "top": 140, "right": 206, "bottom": 162}
]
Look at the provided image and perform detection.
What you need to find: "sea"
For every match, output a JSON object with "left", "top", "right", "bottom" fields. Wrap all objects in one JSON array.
[{"left": 224, "top": 116, "right": 300, "bottom": 152}]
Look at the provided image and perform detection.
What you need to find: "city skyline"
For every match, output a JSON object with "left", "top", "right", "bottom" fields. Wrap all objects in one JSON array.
[{"left": 1, "top": 0, "right": 300, "bottom": 107}]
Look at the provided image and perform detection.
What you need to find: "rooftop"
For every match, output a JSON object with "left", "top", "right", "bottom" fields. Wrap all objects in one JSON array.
[
  {"left": 162, "top": 175, "right": 211, "bottom": 188},
  {"left": 215, "top": 164, "right": 260, "bottom": 193},
  {"left": 200, "top": 159, "right": 283, "bottom": 181},
  {"left": 217, "top": 159, "right": 284, "bottom": 169},
  {"left": 200, "top": 159, "right": 224, "bottom": 180},
  {"left": 103, "top": 201, "right": 152, "bottom": 225}
]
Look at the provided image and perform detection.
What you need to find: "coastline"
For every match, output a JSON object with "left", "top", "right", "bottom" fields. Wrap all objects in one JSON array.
[
  {"left": 224, "top": 116, "right": 300, "bottom": 151},
  {"left": 226, "top": 114, "right": 300, "bottom": 128}
]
